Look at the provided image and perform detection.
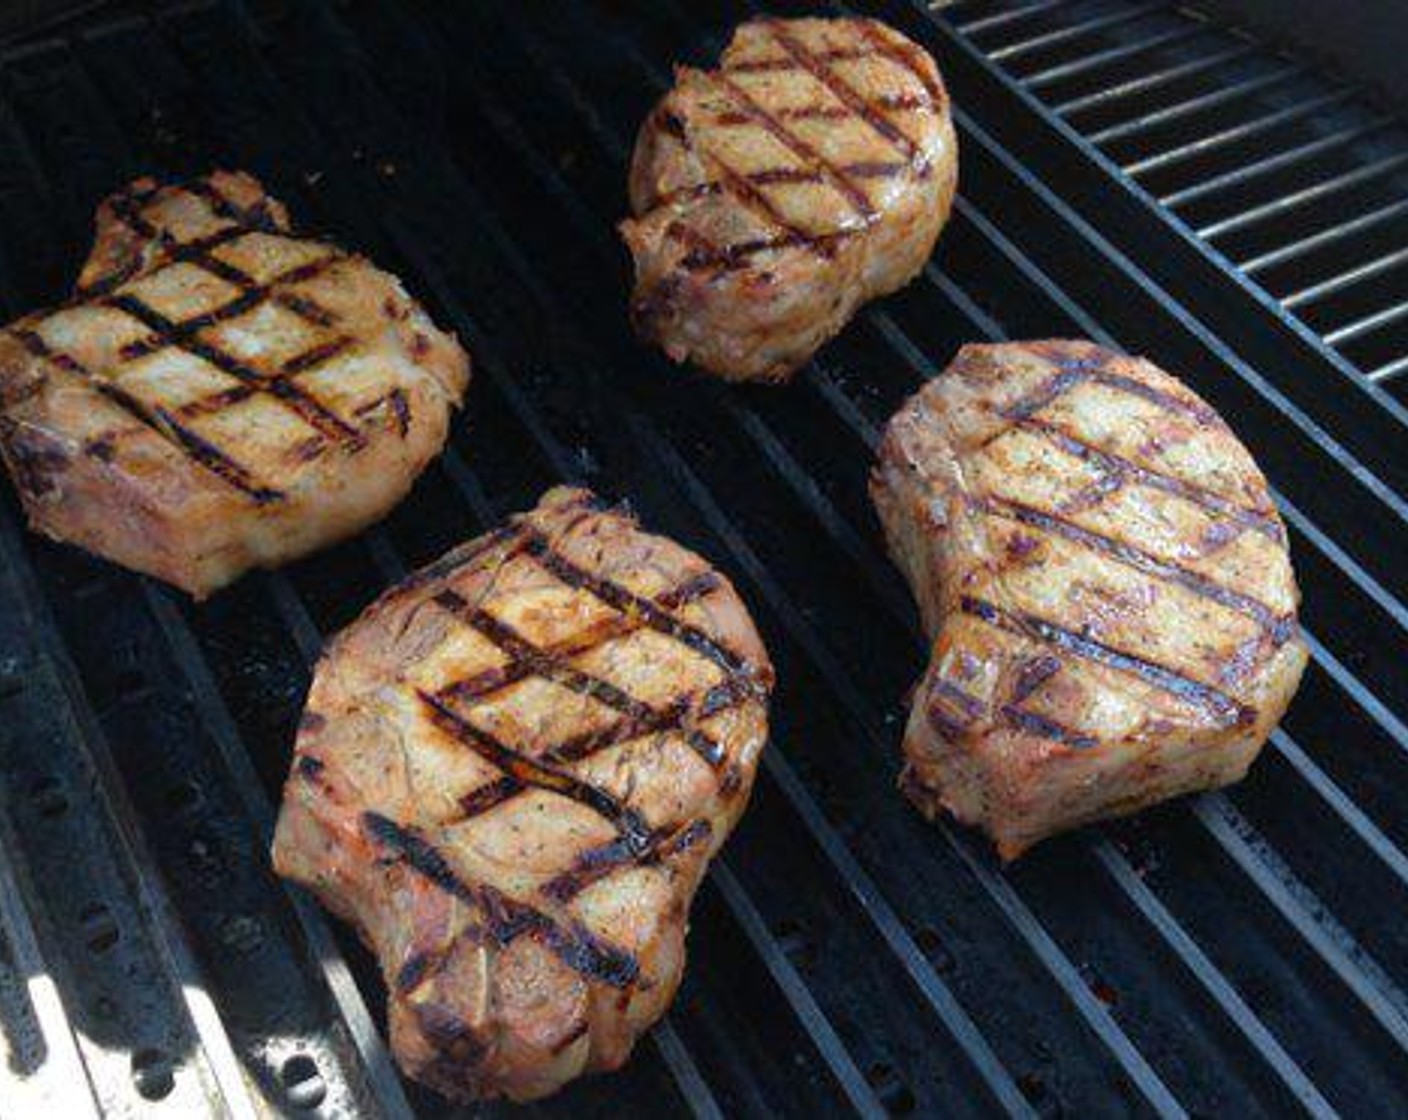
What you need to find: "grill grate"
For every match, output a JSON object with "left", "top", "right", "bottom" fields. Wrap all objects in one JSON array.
[
  {"left": 941, "top": 0, "right": 1408, "bottom": 397},
  {"left": 0, "top": 0, "right": 1404, "bottom": 1116}
]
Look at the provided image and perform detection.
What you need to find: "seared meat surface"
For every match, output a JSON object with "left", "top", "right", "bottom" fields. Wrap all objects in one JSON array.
[
  {"left": 872, "top": 341, "right": 1307, "bottom": 859},
  {"left": 272, "top": 487, "right": 773, "bottom": 1101},
  {"left": 621, "top": 17, "right": 957, "bottom": 382},
  {"left": 0, "top": 171, "right": 469, "bottom": 597}
]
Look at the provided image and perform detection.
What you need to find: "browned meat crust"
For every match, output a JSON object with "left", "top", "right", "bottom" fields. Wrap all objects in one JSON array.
[
  {"left": 0, "top": 171, "right": 469, "bottom": 597},
  {"left": 271, "top": 487, "right": 774, "bottom": 1101},
  {"left": 621, "top": 17, "right": 958, "bottom": 382},
  {"left": 871, "top": 341, "right": 1307, "bottom": 859}
]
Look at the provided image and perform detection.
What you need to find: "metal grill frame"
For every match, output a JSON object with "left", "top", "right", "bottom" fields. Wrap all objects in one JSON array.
[{"left": 0, "top": 1, "right": 1402, "bottom": 1117}]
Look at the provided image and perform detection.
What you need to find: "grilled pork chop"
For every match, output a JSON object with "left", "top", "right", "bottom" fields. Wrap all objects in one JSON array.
[
  {"left": 0, "top": 171, "right": 469, "bottom": 598},
  {"left": 872, "top": 341, "right": 1307, "bottom": 859},
  {"left": 621, "top": 16, "right": 957, "bottom": 382},
  {"left": 272, "top": 487, "right": 773, "bottom": 1101}
]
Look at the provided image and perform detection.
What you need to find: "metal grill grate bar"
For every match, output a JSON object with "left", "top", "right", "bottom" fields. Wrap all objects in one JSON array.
[
  {"left": 1323, "top": 300, "right": 1408, "bottom": 347},
  {"left": 946, "top": 0, "right": 1408, "bottom": 394},
  {"left": 0, "top": 497, "right": 258, "bottom": 1120},
  {"left": 956, "top": 0, "right": 1067, "bottom": 37},
  {"left": 1269, "top": 729, "right": 1408, "bottom": 890},
  {"left": 1024, "top": 23, "right": 1212, "bottom": 90},
  {"left": 1122, "top": 90, "right": 1357, "bottom": 176},
  {"left": 1088, "top": 837, "right": 1336, "bottom": 1117},
  {"left": 1087, "top": 65, "right": 1307, "bottom": 145},
  {"left": 1160, "top": 118, "right": 1398, "bottom": 208},
  {"left": 987, "top": 1, "right": 1171, "bottom": 61},
  {"left": 0, "top": 822, "right": 102, "bottom": 1117},
  {"left": 1371, "top": 353, "right": 1408, "bottom": 381},
  {"left": 1197, "top": 152, "right": 1408, "bottom": 238},
  {"left": 1053, "top": 44, "right": 1260, "bottom": 115},
  {"left": 711, "top": 866, "right": 889, "bottom": 1119},
  {"left": 1281, "top": 245, "right": 1408, "bottom": 309},
  {"left": 1196, "top": 794, "right": 1408, "bottom": 1048},
  {"left": 1239, "top": 197, "right": 1408, "bottom": 274}
]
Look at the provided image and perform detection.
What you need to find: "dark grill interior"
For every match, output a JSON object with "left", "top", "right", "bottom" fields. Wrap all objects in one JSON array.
[
  {"left": 944, "top": 0, "right": 1408, "bottom": 396},
  {"left": 0, "top": 1, "right": 1406, "bottom": 1117}
]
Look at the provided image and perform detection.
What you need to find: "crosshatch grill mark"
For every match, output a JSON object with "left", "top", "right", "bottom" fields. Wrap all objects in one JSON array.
[
  {"left": 656, "top": 21, "right": 942, "bottom": 275},
  {"left": 918, "top": 347, "right": 1287, "bottom": 749},
  {"left": 9, "top": 177, "right": 383, "bottom": 501},
  {"left": 340, "top": 517, "right": 766, "bottom": 994}
]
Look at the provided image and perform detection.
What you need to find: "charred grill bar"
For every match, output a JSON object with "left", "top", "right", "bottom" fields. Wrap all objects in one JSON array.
[{"left": 0, "top": 0, "right": 1404, "bottom": 1116}]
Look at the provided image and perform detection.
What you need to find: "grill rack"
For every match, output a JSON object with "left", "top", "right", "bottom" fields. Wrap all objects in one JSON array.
[
  {"left": 0, "top": 1, "right": 1402, "bottom": 1117},
  {"left": 941, "top": 0, "right": 1408, "bottom": 396}
]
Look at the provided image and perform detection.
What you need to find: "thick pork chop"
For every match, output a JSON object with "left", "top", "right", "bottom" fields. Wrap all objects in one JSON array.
[
  {"left": 621, "top": 16, "right": 957, "bottom": 382},
  {"left": 272, "top": 487, "right": 774, "bottom": 1101},
  {"left": 0, "top": 171, "right": 469, "bottom": 597},
  {"left": 872, "top": 341, "right": 1307, "bottom": 859}
]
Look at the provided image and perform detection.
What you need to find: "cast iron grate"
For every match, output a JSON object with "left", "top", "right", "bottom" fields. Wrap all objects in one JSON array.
[
  {"left": 0, "top": 0, "right": 1403, "bottom": 1117},
  {"left": 938, "top": 0, "right": 1408, "bottom": 398}
]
